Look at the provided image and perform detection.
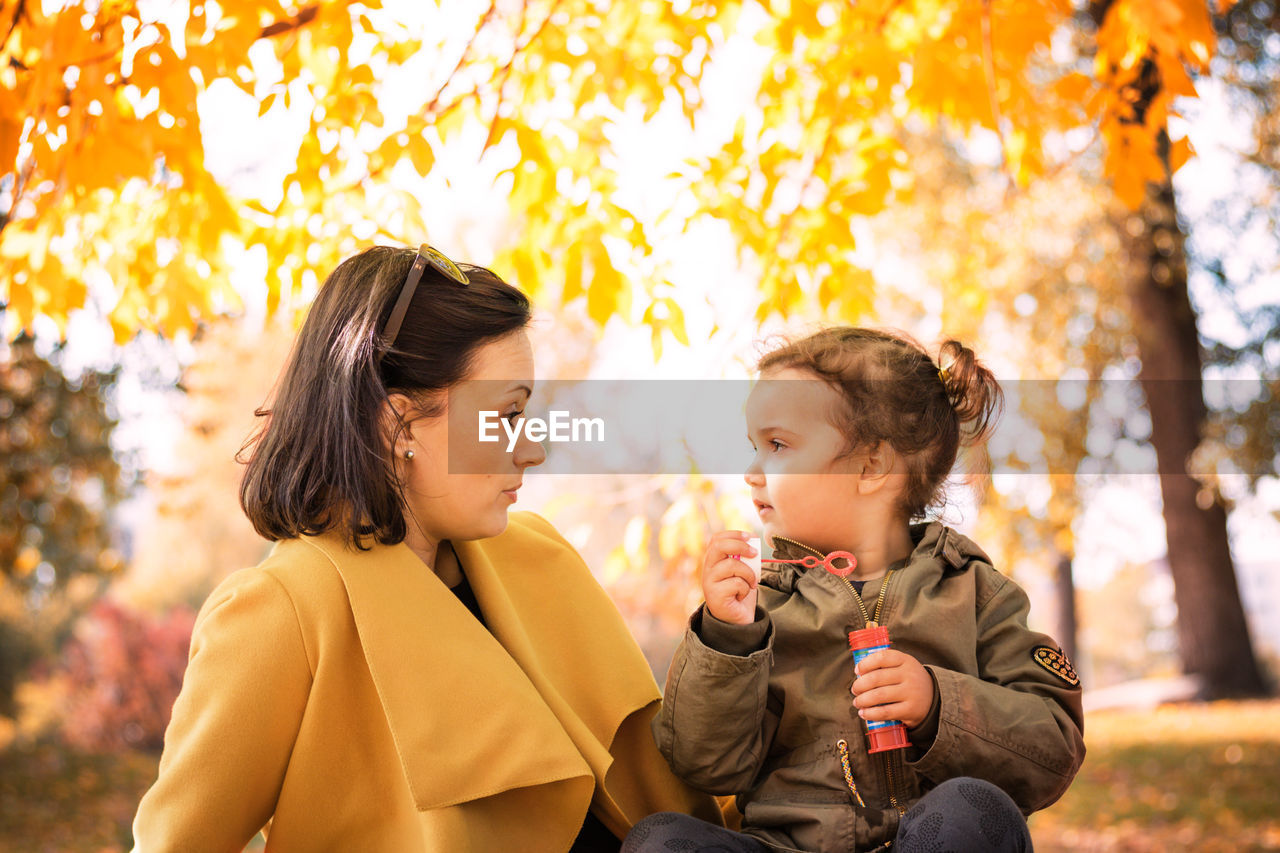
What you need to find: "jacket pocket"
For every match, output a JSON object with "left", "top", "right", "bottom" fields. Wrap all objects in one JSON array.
[{"left": 744, "top": 739, "right": 856, "bottom": 852}]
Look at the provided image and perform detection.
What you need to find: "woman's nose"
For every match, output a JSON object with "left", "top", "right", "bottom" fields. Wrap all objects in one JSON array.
[{"left": 514, "top": 431, "right": 546, "bottom": 469}]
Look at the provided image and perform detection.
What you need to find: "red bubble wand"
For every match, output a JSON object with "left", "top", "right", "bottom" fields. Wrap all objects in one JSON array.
[{"left": 760, "top": 550, "right": 858, "bottom": 578}]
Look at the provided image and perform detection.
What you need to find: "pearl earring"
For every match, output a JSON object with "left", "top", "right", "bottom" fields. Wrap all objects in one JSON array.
[{"left": 404, "top": 450, "right": 415, "bottom": 460}]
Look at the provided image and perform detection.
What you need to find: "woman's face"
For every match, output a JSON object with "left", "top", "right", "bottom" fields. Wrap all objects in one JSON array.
[{"left": 396, "top": 330, "right": 545, "bottom": 547}]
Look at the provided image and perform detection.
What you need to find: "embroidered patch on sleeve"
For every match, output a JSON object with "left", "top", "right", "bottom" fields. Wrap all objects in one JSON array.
[{"left": 1033, "top": 646, "right": 1080, "bottom": 686}]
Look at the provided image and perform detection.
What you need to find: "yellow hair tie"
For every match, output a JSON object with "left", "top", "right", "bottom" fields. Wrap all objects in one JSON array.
[{"left": 937, "top": 357, "right": 955, "bottom": 384}]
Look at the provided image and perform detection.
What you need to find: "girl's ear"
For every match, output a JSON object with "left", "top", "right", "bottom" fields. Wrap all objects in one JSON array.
[{"left": 856, "top": 441, "right": 900, "bottom": 496}]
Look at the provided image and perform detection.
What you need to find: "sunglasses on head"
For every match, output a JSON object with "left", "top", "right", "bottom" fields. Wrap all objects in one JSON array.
[{"left": 381, "top": 244, "right": 470, "bottom": 350}]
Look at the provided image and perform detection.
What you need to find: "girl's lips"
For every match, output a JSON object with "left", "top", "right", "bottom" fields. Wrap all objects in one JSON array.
[
  {"left": 502, "top": 486, "right": 521, "bottom": 502},
  {"left": 754, "top": 500, "right": 773, "bottom": 516}
]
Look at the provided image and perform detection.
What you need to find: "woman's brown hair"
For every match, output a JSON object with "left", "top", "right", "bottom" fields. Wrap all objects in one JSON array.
[
  {"left": 238, "top": 245, "right": 531, "bottom": 547},
  {"left": 757, "top": 328, "right": 1003, "bottom": 520}
]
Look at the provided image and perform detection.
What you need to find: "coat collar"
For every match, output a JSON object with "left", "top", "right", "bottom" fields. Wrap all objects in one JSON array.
[
  {"left": 290, "top": 513, "right": 659, "bottom": 812},
  {"left": 766, "top": 522, "right": 990, "bottom": 580}
]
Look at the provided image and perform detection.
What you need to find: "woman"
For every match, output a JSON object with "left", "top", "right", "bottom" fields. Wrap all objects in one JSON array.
[{"left": 132, "top": 245, "right": 722, "bottom": 851}]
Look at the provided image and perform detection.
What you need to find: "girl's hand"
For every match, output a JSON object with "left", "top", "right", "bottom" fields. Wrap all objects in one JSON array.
[
  {"left": 850, "top": 649, "right": 935, "bottom": 730},
  {"left": 701, "top": 531, "right": 759, "bottom": 626}
]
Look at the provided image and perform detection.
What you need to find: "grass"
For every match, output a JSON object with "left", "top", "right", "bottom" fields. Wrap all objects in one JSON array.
[
  {"left": 0, "top": 740, "right": 158, "bottom": 852},
  {"left": 1030, "top": 699, "right": 1280, "bottom": 851},
  {"left": 1, "top": 699, "right": 1277, "bottom": 851}
]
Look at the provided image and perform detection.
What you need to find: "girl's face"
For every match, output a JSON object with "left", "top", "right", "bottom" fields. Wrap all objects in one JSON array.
[
  {"left": 395, "top": 330, "right": 546, "bottom": 547},
  {"left": 743, "top": 367, "right": 868, "bottom": 553}
]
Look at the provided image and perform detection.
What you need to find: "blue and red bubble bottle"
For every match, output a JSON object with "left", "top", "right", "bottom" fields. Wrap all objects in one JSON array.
[{"left": 848, "top": 625, "right": 911, "bottom": 753}]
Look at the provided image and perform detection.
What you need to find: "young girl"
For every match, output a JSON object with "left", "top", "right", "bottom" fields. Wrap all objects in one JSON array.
[{"left": 626, "top": 328, "right": 1085, "bottom": 853}]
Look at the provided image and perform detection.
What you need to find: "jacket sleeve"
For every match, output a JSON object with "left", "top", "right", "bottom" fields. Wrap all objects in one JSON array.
[
  {"left": 908, "top": 572, "right": 1085, "bottom": 813},
  {"left": 651, "top": 605, "right": 777, "bottom": 795},
  {"left": 132, "top": 568, "right": 313, "bottom": 852}
]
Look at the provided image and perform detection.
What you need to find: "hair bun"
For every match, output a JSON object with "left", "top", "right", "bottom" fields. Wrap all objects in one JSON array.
[{"left": 937, "top": 339, "right": 1003, "bottom": 444}]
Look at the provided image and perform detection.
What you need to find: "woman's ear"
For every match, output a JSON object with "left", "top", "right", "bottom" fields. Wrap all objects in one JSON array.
[
  {"left": 381, "top": 391, "right": 447, "bottom": 457},
  {"left": 381, "top": 393, "right": 418, "bottom": 458}
]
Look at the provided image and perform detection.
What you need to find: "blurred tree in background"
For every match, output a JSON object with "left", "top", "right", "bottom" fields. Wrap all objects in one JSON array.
[
  {"left": 112, "top": 318, "right": 291, "bottom": 614},
  {"left": 1190, "top": 0, "right": 1280, "bottom": 506},
  {"left": 1081, "top": 0, "right": 1271, "bottom": 697},
  {"left": 60, "top": 599, "right": 195, "bottom": 752},
  {"left": 0, "top": 335, "right": 123, "bottom": 716}
]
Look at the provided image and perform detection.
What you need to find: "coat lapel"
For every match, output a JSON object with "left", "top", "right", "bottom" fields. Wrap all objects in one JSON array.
[
  {"left": 300, "top": 532, "right": 592, "bottom": 812},
  {"left": 453, "top": 514, "right": 662, "bottom": 780}
]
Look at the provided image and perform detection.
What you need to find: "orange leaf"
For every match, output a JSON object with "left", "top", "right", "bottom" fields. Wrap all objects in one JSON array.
[{"left": 1168, "top": 136, "right": 1194, "bottom": 173}]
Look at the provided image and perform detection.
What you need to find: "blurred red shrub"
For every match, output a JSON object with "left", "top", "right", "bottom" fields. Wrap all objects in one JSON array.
[{"left": 60, "top": 599, "right": 195, "bottom": 752}]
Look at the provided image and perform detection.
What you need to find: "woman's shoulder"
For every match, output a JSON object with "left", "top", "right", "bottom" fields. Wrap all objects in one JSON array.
[
  {"left": 486, "top": 512, "right": 590, "bottom": 571},
  {"left": 499, "top": 511, "right": 575, "bottom": 548},
  {"left": 199, "top": 537, "right": 350, "bottom": 622},
  {"left": 472, "top": 512, "right": 613, "bottom": 604}
]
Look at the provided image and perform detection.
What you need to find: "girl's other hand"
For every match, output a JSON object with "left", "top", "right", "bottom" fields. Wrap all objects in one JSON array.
[{"left": 701, "top": 531, "right": 759, "bottom": 626}]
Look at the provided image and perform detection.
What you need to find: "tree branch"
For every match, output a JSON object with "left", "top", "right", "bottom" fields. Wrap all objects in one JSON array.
[
  {"left": 873, "top": 0, "right": 907, "bottom": 33},
  {"left": 259, "top": 4, "right": 319, "bottom": 39},
  {"left": 423, "top": 0, "right": 498, "bottom": 120},
  {"left": 2, "top": 0, "right": 26, "bottom": 57},
  {"left": 482, "top": 0, "right": 563, "bottom": 151}
]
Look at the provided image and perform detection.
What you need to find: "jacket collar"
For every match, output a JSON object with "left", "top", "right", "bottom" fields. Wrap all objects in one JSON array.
[
  {"left": 291, "top": 514, "right": 658, "bottom": 812},
  {"left": 767, "top": 522, "right": 989, "bottom": 577}
]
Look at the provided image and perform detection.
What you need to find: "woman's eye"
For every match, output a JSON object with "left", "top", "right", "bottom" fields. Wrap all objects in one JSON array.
[{"left": 506, "top": 410, "right": 524, "bottom": 424}]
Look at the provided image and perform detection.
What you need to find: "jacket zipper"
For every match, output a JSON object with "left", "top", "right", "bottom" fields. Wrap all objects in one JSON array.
[
  {"left": 769, "top": 535, "right": 891, "bottom": 626},
  {"left": 883, "top": 753, "right": 906, "bottom": 816},
  {"left": 771, "top": 535, "right": 908, "bottom": 815}
]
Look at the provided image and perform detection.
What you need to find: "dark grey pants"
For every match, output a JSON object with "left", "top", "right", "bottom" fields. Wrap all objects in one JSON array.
[{"left": 622, "top": 777, "right": 1032, "bottom": 853}]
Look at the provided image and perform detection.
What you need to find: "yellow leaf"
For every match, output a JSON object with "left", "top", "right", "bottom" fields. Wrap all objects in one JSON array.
[
  {"left": 587, "top": 243, "right": 624, "bottom": 327},
  {"left": 510, "top": 248, "right": 538, "bottom": 294},
  {"left": 563, "top": 243, "right": 585, "bottom": 302},
  {"left": 665, "top": 298, "right": 689, "bottom": 346},
  {"left": 259, "top": 92, "right": 278, "bottom": 117}
]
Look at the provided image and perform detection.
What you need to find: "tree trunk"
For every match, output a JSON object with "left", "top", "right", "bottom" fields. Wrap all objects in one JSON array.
[
  {"left": 1119, "top": 152, "right": 1268, "bottom": 699},
  {"left": 1088, "top": 0, "right": 1269, "bottom": 699},
  {"left": 1053, "top": 551, "right": 1079, "bottom": 667}
]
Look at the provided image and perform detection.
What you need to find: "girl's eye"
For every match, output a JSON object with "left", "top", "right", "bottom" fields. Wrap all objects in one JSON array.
[
  {"left": 769, "top": 439, "right": 786, "bottom": 451},
  {"left": 506, "top": 410, "right": 524, "bottom": 425}
]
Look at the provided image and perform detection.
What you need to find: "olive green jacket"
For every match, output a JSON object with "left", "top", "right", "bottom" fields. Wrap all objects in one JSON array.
[{"left": 653, "top": 523, "right": 1085, "bottom": 852}]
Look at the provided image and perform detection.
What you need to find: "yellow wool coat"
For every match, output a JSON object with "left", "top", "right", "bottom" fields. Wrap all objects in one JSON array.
[{"left": 132, "top": 512, "right": 720, "bottom": 852}]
